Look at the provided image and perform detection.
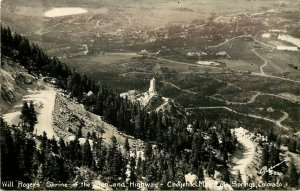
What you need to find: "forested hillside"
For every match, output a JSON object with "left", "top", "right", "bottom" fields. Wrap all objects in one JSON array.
[{"left": 1, "top": 26, "right": 299, "bottom": 190}]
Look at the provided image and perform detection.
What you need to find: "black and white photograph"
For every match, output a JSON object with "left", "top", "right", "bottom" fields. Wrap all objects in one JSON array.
[{"left": 0, "top": 0, "right": 300, "bottom": 190}]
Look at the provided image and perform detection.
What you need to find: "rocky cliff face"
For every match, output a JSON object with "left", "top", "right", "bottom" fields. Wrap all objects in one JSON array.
[{"left": 0, "top": 58, "right": 36, "bottom": 113}]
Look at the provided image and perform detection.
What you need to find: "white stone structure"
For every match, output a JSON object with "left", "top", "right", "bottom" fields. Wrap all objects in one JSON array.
[{"left": 148, "top": 77, "right": 157, "bottom": 94}]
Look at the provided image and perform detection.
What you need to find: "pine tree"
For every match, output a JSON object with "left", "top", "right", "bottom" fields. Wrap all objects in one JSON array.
[
  {"left": 288, "top": 139, "right": 297, "bottom": 153},
  {"left": 77, "top": 124, "right": 83, "bottom": 138},
  {"left": 20, "top": 101, "right": 31, "bottom": 132},
  {"left": 58, "top": 138, "right": 66, "bottom": 158},
  {"left": 190, "top": 134, "right": 204, "bottom": 171},
  {"left": 128, "top": 156, "right": 138, "bottom": 190},
  {"left": 105, "top": 136, "right": 118, "bottom": 178},
  {"left": 197, "top": 165, "right": 204, "bottom": 182},
  {"left": 144, "top": 142, "right": 152, "bottom": 161},
  {"left": 289, "top": 159, "right": 299, "bottom": 187},
  {"left": 174, "top": 160, "right": 185, "bottom": 184},
  {"left": 18, "top": 101, "right": 37, "bottom": 133},
  {"left": 124, "top": 138, "right": 130, "bottom": 153},
  {"left": 114, "top": 151, "right": 124, "bottom": 182},
  {"left": 82, "top": 140, "right": 93, "bottom": 167},
  {"left": 136, "top": 155, "right": 142, "bottom": 178},
  {"left": 207, "top": 154, "right": 215, "bottom": 177},
  {"left": 261, "top": 144, "right": 269, "bottom": 168},
  {"left": 86, "top": 132, "right": 91, "bottom": 139},
  {"left": 50, "top": 136, "right": 59, "bottom": 154},
  {"left": 160, "top": 172, "right": 171, "bottom": 190},
  {"left": 96, "top": 146, "right": 106, "bottom": 174},
  {"left": 0, "top": 119, "right": 19, "bottom": 180},
  {"left": 23, "top": 138, "right": 36, "bottom": 180},
  {"left": 54, "top": 156, "right": 68, "bottom": 182},
  {"left": 156, "top": 127, "right": 164, "bottom": 148},
  {"left": 68, "top": 137, "right": 82, "bottom": 166},
  {"left": 222, "top": 167, "right": 230, "bottom": 183},
  {"left": 42, "top": 154, "right": 51, "bottom": 182},
  {"left": 134, "top": 111, "right": 143, "bottom": 138},
  {"left": 28, "top": 101, "right": 37, "bottom": 132},
  {"left": 210, "top": 130, "right": 219, "bottom": 148},
  {"left": 40, "top": 132, "right": 48, "bottom": 150},
  {"left": 268, "top": 130, "right": 277, "bottom": 142},
  {"left": 269, "top": 144, "right": 281, "bottom": 171},
  {"left": 147, "top": 162, "right": 158, "bottom": 185}
]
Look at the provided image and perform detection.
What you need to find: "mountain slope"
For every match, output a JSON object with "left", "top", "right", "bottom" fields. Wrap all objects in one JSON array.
[
  {"left": 53, "top": 91, "right": 145, "bottom": 150},
  {"left": 0, "top": 57, "right": 36, "bottom": 113}
]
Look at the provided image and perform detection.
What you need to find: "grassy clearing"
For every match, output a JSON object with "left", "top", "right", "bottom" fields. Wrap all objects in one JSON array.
[
  {"left": 210, "top": 38, "right": 262, "bottom": 65},
  {"left": 210, "top": 73, "right": 300, "bottom": 95},
  {"left": 258, "top": 49, "right": 300, "bottom": 80},
  {"left": 63, "top": 53, "right": 139, "bottom": 71},
  {"left": 217, "top": 88, "right": 256, "bottom": 103},
  {"left": 218, "top": 59, "right": 260, "bottom": 73}
]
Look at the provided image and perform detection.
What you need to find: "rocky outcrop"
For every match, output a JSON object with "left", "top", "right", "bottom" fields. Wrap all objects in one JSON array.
[{"left": 0, "top": 58, "right": 36, "bottom": 113}]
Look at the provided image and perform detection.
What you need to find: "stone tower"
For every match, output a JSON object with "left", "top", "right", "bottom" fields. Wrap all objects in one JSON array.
[{"left": 148, "top": 77, "right": 157, "bottom": 94}]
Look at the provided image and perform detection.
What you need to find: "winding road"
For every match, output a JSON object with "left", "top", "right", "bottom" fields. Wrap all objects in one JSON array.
[
  {"left": 23, "top": 87, "right": 57, "bottom": 139},
  {"left": 210, "top": 91, "right": 298, "bottom": 106},
  {"left": 210, "top": 92, "right": 262, "bottom": 105},
  {"left": 252, "top": 48, "right": 267, "bottom": 75},
  {"left": 250, "top": 40, "right": 300, "bottom": 84},
  {"left": 253, "top": 38, "right": 276, "bottom": 49},
  {"left": 160, "top": 77, "right": 294, "bottom": 131},
  {"left": 160, "top": 80, "right": 198, "bottom": 95},
  {"left": 208, "top": 35, "right": 249, "bottom": 48},
  {"left": 231, "top": 127, "right": 256, "bottom": 184},
  {"left": 119, "top": 71, "right": 152, "bottom": 77},
  {"left": 3, "top": 79, "right": 57, "bottom": 139},
  {"left": 186, "top": 106, "right": 289, "bottom": 130},
  {"left": 251, "top": 72, "right": 300, "bottom": 84}
]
